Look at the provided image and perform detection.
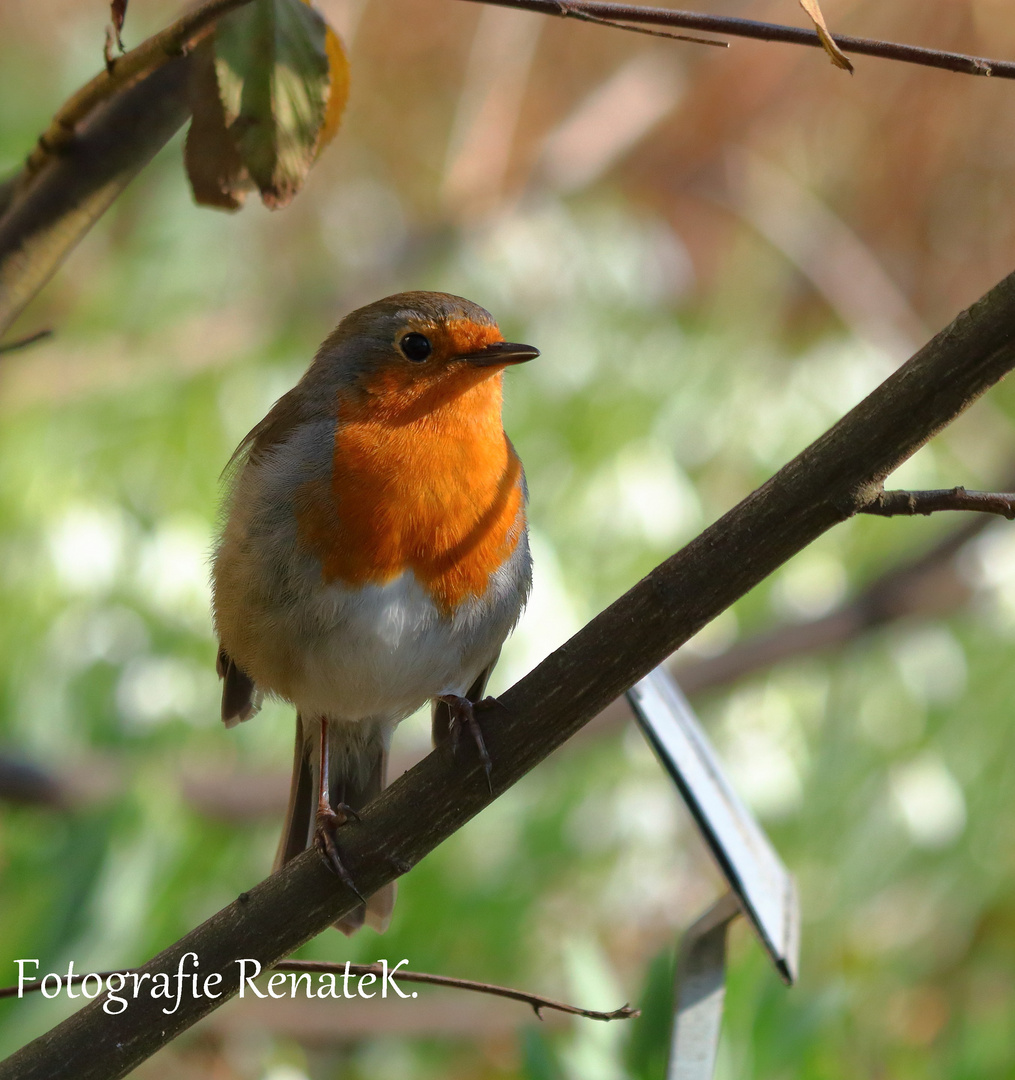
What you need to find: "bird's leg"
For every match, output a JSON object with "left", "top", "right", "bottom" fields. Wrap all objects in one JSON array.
[
  {"left": 313, "top": 716, "right": 366, "bottom": 903},
  {"left": 437, "top": 693, "right": 493, "bottom": 792}
]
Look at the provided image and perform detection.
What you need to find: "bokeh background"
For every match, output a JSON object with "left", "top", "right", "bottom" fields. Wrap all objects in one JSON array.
[{"left": 3, "top": 0, "right": 1015, "bottom": 1076}]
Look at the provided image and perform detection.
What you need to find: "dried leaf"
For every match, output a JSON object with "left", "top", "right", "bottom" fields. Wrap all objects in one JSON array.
[
  {"left": 214, "top": 0, "right": 338, "bottom": 209},
  {"left": 111, "top": 0, "right": 128, "bottom": 51},
  {"left": 799, "top": 0, "right": 853, "bottom": 73},
  {"left": 185, "top": 40, "right": 253, "bottom": 211}
]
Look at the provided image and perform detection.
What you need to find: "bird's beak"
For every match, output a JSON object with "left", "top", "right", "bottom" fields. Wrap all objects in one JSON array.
[{"left": 460, "top": 341, "right": 540, "bottom": 367}]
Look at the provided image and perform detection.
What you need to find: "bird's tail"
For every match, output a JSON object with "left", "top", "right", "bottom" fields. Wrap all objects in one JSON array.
[{"left": 275, "top": 715, "right": 395, "bottom": 936}]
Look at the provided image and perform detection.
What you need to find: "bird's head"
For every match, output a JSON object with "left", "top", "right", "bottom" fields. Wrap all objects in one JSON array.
[{"left": 313, "top": 292, "right": 538, "bottom": 418}]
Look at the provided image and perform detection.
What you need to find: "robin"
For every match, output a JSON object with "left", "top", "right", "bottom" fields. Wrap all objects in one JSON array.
[{"left": 212, "top": 292, "right": 537, "bottom": 934}]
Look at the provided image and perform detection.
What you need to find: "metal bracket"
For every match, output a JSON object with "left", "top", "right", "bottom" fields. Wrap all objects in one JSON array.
[
  {"left": 669, "top": 892, "right": 740, "bottom": 1080},
  {"left": 626, "top": 665, "right": 801, "bottom": 1080}
]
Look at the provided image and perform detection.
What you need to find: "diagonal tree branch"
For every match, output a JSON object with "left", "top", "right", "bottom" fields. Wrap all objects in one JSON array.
[
  {"left": 6, "top": 253, "right": 1015, "bottom": 1078},
  {"left": 459, "top": 0, "right": 1015, "bottom": 78},
  {"left": 21, "top": 0, "right": 251, "bottom": 178},
  {"left": 0, "top": 57, "right": 194, "bottom": 337},
  {"left": 0, "top": 0, "right": 258, "bottom": 337}
]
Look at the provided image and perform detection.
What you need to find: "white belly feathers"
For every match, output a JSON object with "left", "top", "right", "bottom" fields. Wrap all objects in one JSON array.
[{"left": 287, "top": 566, "right": 521, "bottom": 721}]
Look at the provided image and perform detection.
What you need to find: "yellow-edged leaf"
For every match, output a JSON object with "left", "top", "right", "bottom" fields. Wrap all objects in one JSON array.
[
  {"left": 799, "top": 0, "right": 853, "bottom": 73},
  {"left": 318, "top": 22, "right": 349, "bottom": 152}
]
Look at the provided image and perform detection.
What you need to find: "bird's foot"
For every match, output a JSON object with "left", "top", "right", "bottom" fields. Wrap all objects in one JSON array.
[
  {"left": 314, "top": 804, "right": 366, "bottom": 903},
  {"left": 438, "top": 693, "right": 493, "bottom": 792}
]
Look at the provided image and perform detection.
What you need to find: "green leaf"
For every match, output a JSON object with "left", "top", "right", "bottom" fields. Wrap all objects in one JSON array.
[{"left": 214, "top": 0, "right": 331, "bottom": 209}]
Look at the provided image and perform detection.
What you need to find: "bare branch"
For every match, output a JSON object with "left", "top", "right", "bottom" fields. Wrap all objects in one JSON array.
[
  {"left": 860, "top": 486, "right": 1015, "bottom": 519},
  {"left": 21, "top": 0, "right": 251, "bottom": 180},
  {"left": 0, "top": 1, "right": 258, "bottom": 337},
  {"left": 553, "top": 3, "right": 727, "bottom": 47},
  {"left": 0, "top": 963, "right": 637, "bottom": 1023},
  {"left": 459, "top": 0, "right": 1015, "bottom": 79},
  {"left": 276, "top": 962, "right": 637, "bottom": 1021},
  {"left": 0, "top": 329, "right": 52, "bottom": 355},
  {"left": 7, "top": 244, "right": 1015, "bottom": 1080},
  {"left": 0, "top": 59, "right": 193, "bottom": 337}
]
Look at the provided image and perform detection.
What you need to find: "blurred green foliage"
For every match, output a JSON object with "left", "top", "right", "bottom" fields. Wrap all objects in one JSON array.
[{"left": 3, "top": 2, "right": 1015, "bottom": 1078}]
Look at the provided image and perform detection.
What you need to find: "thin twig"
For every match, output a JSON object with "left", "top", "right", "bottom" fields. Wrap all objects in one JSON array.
[
  {"left": 23, "top": 0, "right": 253, "bottom": 178},
  {"left": 860, "top": 486, "right": 1015, "bottom": 519},
  {"left": 275, "top": 962, "right": 638, "bottom": 1021},
  {"left": 555, "top": 2, "right": 726, "bottom": 47},
  {"left": 0, "top": 963, "right": 637, "bottom": 1023},
  {"left": 0, "top": 329, "right": 52, "bottom": 355},
  {"left": 460, "top": 0, "right": 1015, "bottom": 79}
]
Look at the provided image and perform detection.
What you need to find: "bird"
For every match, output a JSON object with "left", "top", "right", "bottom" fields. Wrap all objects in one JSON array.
[{"left": 212, "top": 291, "right": 537, "bottom": 934}]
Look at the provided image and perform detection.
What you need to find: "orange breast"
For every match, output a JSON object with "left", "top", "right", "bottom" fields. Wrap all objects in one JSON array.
[{"left": 294, "top": 369, "right": 525, "bottom": 616}]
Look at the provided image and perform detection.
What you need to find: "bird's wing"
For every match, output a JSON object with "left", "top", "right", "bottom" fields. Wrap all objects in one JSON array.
[
  {"left": 216, "top": 645, "right": 261, "bottom": 727},
  {"left": 220, "top": 384, "right": 311, "bottom": 479}
]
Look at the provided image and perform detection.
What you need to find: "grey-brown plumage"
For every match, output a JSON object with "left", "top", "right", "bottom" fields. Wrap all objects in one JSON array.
[{"left": 212, "top": 292, "right": 536, "bottom": 935}]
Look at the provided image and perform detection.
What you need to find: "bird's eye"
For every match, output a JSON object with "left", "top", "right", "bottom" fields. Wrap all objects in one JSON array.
[{"left": 399, "top": 332, "right": 432, "bottom": 363}]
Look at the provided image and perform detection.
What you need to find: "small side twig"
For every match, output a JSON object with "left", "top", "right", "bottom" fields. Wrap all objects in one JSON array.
[
  {"left": 555, "top": 2, "right": 726, "bottom": 47},
  {"left": 860, "top": 486, "right": 1015, "bottom": 519},
  {"left": 277, "top": 961, "right": 638, "bottom": 1021},
  {"left": 23, "top": 0, "right": 253, "bottom": 178},
  {"left": 0, "top": 962, "right": 639, "bottom": 1023},
  {"left": 0, "top": 329, "right": 52, "bottom": 356}
]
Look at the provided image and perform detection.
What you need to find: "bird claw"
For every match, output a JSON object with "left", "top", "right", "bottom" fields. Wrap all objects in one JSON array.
[
  {"left": 314, "top": 806, "right": 366, "bottom": 903},
  {"left": 438, "top": 693, "right": 493, "bottom": 792}
]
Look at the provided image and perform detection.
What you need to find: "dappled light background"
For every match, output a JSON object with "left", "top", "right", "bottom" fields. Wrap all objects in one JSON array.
[{"left": 3, "top": 0, "right": 1015, "bottom": 1076}]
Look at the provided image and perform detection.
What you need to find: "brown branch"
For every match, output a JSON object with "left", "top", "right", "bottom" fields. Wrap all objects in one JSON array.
[
  {"left": 459, "top": 0, "right": 1015, "bottom": 79},
  {"left": 0, "top": 1, "right": 258, "bottom": 337},
  {"left": 860, "top": 486, "right": 1015, "bottom": 519},
  {"left": 7, "top": 244, "right": 1015, "bottom": 1080},
  {"left": 0, "top": 754, "right": 64, "bottom": 808},
  {"left": 0, "top": 963, "right": 636, "bottom": 1023},
  {"left": 20, "top": 0, "right": 251, "bottom": 180},
  {"left": 0, "top": 59, "right": 193, "bottom": 337}
]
